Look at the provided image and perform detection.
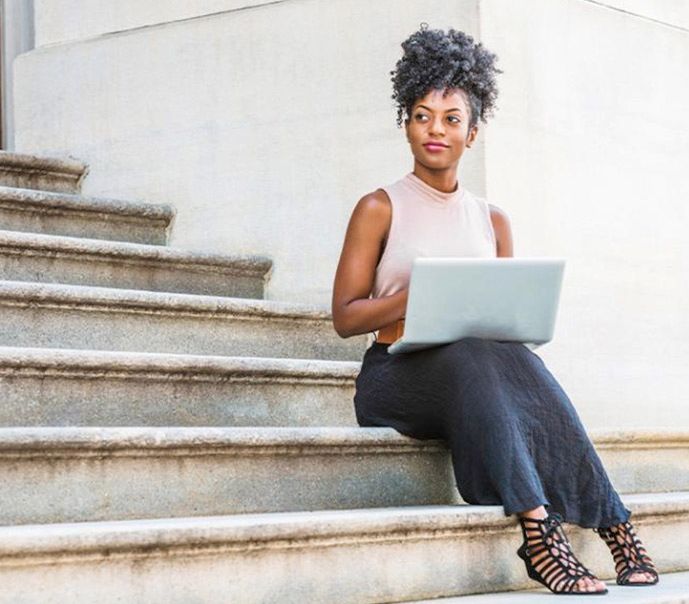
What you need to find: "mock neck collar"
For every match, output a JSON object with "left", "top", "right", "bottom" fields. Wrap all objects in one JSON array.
[{"left": 405, "top": 171, "right": 465, "bottom": 205}]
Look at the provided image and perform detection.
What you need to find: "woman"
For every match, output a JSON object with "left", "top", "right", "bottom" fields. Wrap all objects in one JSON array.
[{"left": 331, "top": 23, "right": 659, "bottom": 595}]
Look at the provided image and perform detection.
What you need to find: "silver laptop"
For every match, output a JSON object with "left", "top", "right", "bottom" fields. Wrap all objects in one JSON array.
[{"left": 386, "top": 257, "right": 566, "bottom": 354}]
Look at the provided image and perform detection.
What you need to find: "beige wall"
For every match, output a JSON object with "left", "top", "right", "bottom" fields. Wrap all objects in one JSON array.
[
  {"left": 11, "top": 0, "right": 689, "bottom": 429},
  {"left": 479, "top": 0, "right": 689, "bottom": 428},
  {"left": 32, "top": 0, "right": 275, "bottom": 47},
  {"left": 593, "top": 0, "right": 689, "bottom": 29},
  {"left": 13, "top": 0, "right": 484, "bottom": 304}
]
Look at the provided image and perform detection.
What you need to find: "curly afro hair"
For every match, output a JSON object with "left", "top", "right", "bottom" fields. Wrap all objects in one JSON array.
[{"left": 390, "top": 23, "right": 502, "bottom": 131}]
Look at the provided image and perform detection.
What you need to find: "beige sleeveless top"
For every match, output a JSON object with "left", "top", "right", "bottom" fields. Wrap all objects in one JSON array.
[{"left": 371, "top": 171, "right": 497, "bottom": 299}]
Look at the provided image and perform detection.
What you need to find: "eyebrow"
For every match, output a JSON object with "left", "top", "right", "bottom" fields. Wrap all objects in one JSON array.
[{"left": 415, "top": 104, "right": 464, "bottom": 113}]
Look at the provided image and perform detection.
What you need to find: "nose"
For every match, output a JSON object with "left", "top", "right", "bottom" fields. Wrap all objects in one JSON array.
[{"left": 428, "top": 115, "right": 445, "bottom": 135}]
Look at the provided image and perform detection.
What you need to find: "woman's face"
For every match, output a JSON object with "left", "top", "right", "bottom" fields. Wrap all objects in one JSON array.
[{"left": 405, "top": 87, "right": 478, "bottom": 171}]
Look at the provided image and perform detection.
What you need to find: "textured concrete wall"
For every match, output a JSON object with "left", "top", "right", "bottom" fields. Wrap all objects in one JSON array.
[
  {"left": 478, "top": 0, "right": 689, "bottom": 428},
  {"left": 11, "top": 0, "right": 689, "bottom": 428},
  {"left": 593, "top": 0, "right": 689, "bottom": 29},
  {"left": 13, "top": 0, "right": 485, "bottom": 305},
  {"left": 32, "top": 0, "right": 274, "bottom": 47}
]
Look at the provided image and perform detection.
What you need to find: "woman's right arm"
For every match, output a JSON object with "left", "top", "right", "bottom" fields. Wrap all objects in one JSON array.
[{"left": 331, "top": 191, "right": 408, "bottom": 339}]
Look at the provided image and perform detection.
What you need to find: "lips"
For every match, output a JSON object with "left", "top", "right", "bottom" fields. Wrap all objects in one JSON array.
[{"left": 423, "top": 142, "right": 448, "bottom": 149}]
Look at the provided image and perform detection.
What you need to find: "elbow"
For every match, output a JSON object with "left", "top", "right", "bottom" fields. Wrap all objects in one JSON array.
[
  {"left": 331, "top": 305, "right": 353, "bottom": 339},
  {"left": 332, "top": 316, "right": 352, "bottom": 339}
]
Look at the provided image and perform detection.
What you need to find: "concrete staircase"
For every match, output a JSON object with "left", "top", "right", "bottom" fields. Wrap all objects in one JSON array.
[{"left": 0, "top": 149, "right": 687, "bottom": 603}]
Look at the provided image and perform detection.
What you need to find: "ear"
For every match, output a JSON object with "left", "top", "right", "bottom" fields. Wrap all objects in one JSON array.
[{"left": 466, "top": 124, "right": 479, "bottom": 148}]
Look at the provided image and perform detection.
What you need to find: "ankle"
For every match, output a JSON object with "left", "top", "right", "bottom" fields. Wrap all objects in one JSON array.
[{"left": 517, "top": 505, "right": 548, "bottom": 520}]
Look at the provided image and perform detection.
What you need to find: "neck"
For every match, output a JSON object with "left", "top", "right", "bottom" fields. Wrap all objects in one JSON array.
[{"left": 411, "top": 164, "right": 459, "bottom": 194}]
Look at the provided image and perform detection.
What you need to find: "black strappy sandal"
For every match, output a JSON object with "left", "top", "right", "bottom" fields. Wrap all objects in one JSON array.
[
  {"left": 517, "top": 512, "right": 608, "bottom": 595},
  {"left": 593, "top": 520, "right": 659, "bottom": 586}
]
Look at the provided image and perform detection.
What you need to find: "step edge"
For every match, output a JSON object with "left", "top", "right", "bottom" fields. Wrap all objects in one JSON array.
[
  {"left": 0, "top": 280, "right": 333, "bottom": 320},
  {"left": 0, "top": 229, "right": 273, "bottom": 276},
  {"left": 0, "top": 185, "right": 174, "bottom": 221},
  {"left": 0, "top": 425, "right": 442, "bottom": 454},
  {"left": 0, "top": 494, "right": 686, "bottom": 562},
  {"left": 1, "top": 425, "right": 689, "bottom": 454},
  {"left": 0, "top": 346, "right": 360, "bottom": 378},
  {"left": 0, "top": 151, "right": 87, "bottom": 179}
]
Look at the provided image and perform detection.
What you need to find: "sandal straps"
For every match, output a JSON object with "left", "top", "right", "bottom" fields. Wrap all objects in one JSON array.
[
  {"left": 593, "top": 519, "right": 658, "bottom": 584},
  {"left": 617, "top": 561, "right": 657, "bottom": 585},
  {"left": 518, "top": 513, "right": 600, "bottom": 593},
  {"left": 520, "top": 512, "right": 567, "bottom": 546}
]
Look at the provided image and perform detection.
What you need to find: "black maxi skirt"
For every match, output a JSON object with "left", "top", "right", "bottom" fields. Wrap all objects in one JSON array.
[{"left": 353, "top": 337, "right": 631, "bottom": 528}]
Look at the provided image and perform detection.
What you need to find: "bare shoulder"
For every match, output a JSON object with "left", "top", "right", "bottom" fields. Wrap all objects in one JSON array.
[
  {"left": 488, "top": 202, "right": 510, "bottom": 226},
  {"left": 348, "top": 188, "right": 392, "bottom": 244},
  {"left": 487, "top": 203, "right": 514, "bottom": 257},
  {"left": 356, "top": 188, "right": 391, "bottom": 219}
]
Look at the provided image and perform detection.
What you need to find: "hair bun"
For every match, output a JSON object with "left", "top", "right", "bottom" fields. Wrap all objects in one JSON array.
[{"left": 389, "top": 26, "right": 502, "bottom": 129}]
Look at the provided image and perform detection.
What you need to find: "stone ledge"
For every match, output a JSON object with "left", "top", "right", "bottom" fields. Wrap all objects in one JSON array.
[
  {"left": 0, "top": 503, "right": 511, "bottom": 563},
  {"left": 0, "top": 425, "right": 458, "bottom": 524},
  {"left": 0, "top": 346, "right": 358, "bottom": 384},
  {"left": 1, "top": 426, "right": 688, "bottom": 460},
  {"left": 0, "top": 346, "right": 359, "bottom": 426},
  {"left": 0, "top": 280, "right": 326, "bottom": 320},
  {"left": 0, "top": 493, "right": 686, "bottom": 602},
  {"left": 0, "top": 281, "right": 362, "bottom": 360},
  {"left": 0, "top": 150, "right": 88, "bottom": 193},
  {"left": 0, "top": 491, "right": 686, "bottom": 562},
  {"left": 0, "top": 426, "right": 442, "bottom": 458},
  {"left": 590, "top": 429, "right": 689, "bottom": 450},
  {"left": 0, "top": 185, "right": 173, "bottom": 221},
  {"left": 0, "top": 229, "right": 272, "bottom": 277},
  {"left": 0, "top": 185, "right": 174, "bottom": 244}
]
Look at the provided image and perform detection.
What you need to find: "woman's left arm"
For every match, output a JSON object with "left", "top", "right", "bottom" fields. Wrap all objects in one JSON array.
[{"left": 489, "top": 204, "right": 513, "bottom": 258}]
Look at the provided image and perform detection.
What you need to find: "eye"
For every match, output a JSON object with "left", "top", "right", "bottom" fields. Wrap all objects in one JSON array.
[{"left": 414, "top": 113, "right": 461, "bottom": 124}]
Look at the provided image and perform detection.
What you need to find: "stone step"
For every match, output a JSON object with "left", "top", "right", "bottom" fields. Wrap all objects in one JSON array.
[
  {"left": 0, "top": 345, "right": 688, "bottom": 516},
  {"left": 0, "top": 229, "right": 272, "bottom": 297},
  {"left": 0, "top": 281, "right": 364, "bottom": 360},
  {"left": 1, "top": 426, "right": 688, "bottom": 526},
  {"left": 0, "top": 185, "right": 174, "bottom": 244},
  {"left": 0, "top": 492, "right": 685, "bottom": 603},
  {"left": 404, "top": 569, "right": 689, "bottom": 603},
  {"left": 0, "top": 150, "right": 87, "bottom": 193},
  {"left": 0, "top": 347, "right": 358, "bottom": 427},
  {"left": 0, "top": 426, "right": 458, "bottom": 525}
]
